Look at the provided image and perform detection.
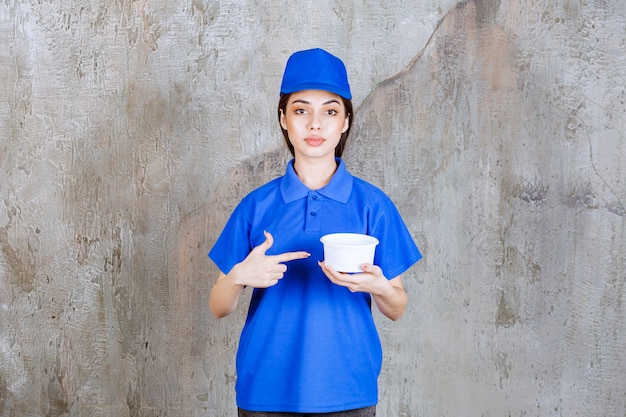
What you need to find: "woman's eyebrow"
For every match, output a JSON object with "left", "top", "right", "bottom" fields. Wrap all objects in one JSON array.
[{"left": 290, "top": 99, "right": 340, "bottom": 105}]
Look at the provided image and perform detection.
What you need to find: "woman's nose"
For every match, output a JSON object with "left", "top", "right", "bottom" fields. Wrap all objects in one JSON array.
[{"left": 309, "top": 112, "right": 321, "bottom": 130}]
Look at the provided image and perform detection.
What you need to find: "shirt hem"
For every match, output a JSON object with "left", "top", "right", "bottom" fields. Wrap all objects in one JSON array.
[{"left": 236, "top": 399, "right": 378, "bottom": 413}]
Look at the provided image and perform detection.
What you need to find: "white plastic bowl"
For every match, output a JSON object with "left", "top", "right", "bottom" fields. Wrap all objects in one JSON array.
[{"left": 320, "top": 233, "right": 379, "bottom": 273}]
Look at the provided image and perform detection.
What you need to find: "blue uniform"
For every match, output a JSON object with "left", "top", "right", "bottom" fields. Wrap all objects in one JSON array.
[{"left": 209, "top": 159, "right": 422, "bottom": 413}]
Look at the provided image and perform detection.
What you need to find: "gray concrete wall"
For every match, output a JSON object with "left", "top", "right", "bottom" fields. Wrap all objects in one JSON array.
[{"left": 1, "top": 0, "right": 625, "bottom": 416}]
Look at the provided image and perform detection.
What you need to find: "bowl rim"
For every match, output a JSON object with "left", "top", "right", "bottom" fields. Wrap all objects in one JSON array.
[{"left": 320, "top": 233, "right": 379, "bottom": 247}]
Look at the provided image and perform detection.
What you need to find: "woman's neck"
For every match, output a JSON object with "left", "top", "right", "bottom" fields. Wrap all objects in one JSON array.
[{"left": 293, "top": 157, "right": 338, "bottom": 190}]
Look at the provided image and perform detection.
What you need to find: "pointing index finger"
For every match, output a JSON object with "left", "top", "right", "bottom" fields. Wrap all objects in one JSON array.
[{"left": 271, "top": 251, "right": 311, "bottom": 263}]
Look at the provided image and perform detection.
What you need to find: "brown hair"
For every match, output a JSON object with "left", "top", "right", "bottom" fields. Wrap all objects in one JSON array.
[{"left": 277, "top": 93, "right": 353, "bottom": 158}]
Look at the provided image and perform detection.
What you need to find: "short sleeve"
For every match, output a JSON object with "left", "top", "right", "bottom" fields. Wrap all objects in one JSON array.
[
  {"left": 208, "top": 200, "right": 253, "bottom": 274},
  {"left": 370, "top": 197, "right": 422, "bottom": 279}
]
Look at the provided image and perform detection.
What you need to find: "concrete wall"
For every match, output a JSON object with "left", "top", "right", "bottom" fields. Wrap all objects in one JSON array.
[{"left": 1, "top": 0, "right": 625, "bottom": 416}]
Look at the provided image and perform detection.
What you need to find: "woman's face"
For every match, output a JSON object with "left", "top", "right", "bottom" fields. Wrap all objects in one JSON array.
[{"left": 280, "top": 89, "right": 350, "bottom": 162}]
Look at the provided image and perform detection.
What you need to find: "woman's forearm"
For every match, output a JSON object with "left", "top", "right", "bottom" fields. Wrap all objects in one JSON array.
[
  {"left": 209, "top": 271, "right": 245, "bottom": 318},
  {"left": 371, "top": 276, "right": 408, "bottom": 321}
]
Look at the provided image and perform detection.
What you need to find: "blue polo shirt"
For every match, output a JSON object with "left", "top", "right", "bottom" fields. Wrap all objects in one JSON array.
[{"left": 209, "top": 159, "right": 421, "bottom": 413}]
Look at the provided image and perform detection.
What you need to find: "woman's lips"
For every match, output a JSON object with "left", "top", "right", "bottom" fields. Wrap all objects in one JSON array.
[{"left": 305, "top": 137, "right": 325, "bottom": 146}]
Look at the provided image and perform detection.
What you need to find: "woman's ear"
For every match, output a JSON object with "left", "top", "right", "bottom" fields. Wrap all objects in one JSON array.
[
  {"left": 279, "top": 109, "right": 287, "bottom": 131},
  {"left": 342, "top": 114, "right": 350, "bottom": 133}
]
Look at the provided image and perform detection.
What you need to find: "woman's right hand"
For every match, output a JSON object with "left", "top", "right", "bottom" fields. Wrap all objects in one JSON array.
[
  {"left": 209, "top": 231, "right": 309, "bottom": 318},
  {"left": 231, "top": 230, "right": 310, "bottom": 288}
]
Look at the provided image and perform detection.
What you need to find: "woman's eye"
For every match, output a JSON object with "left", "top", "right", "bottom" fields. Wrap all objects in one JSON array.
[
  {"left": 326, "top": 109, "right": 338, "bottom": 116},
  {"left": 294, "top": 108, "right": 307, "bottom": 115}
]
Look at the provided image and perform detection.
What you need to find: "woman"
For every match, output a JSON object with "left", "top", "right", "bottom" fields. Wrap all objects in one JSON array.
[{"left": 209, "top": 48, "right": 422, "bottom": 416}]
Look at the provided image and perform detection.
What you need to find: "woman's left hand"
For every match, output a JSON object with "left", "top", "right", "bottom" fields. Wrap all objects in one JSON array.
[
  {"left": 318, "top": 261, "right": 408, "bottom": 321},
  {"left": 318, "top": 261, "right": 387, "bottom": 294}
]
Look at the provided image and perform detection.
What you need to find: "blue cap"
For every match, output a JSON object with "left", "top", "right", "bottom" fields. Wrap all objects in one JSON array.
[{"left": 280, "top": 48, "right": 352, "bottom": 99}]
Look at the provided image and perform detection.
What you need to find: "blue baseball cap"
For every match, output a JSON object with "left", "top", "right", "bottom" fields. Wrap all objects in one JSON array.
[{"left": 280, "top": 48, "right": 352, "bottom": 99}]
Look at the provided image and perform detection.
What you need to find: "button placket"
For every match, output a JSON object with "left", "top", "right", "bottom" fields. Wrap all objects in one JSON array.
[{"left": 305, "top": 192, "right": 322, "bottom": 232}]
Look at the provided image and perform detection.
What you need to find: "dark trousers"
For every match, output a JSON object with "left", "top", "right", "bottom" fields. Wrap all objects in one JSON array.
[{"left": 238, "top": 405, "right": 376, "bottom": 417}]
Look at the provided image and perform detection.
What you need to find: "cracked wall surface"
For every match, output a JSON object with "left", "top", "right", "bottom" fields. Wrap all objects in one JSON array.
[{"left": 1, "top": 0, "right": 625, "bottom": 416}]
